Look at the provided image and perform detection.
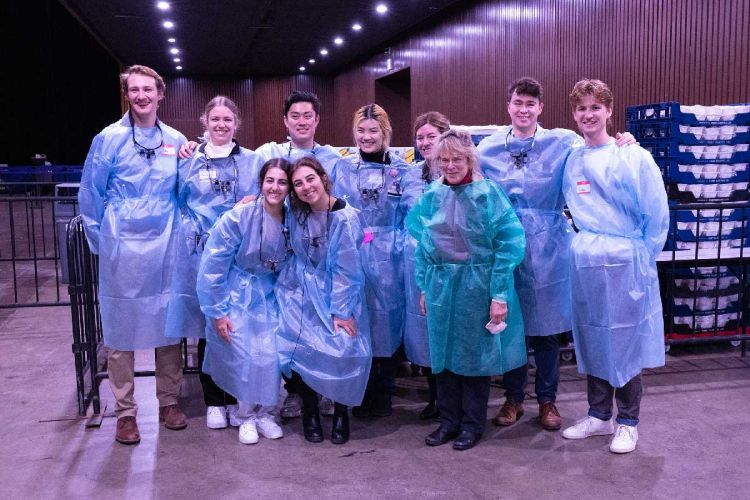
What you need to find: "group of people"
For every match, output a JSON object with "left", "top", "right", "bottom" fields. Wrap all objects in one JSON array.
[{"left": 79, "top": 64, "right": 669, "bottom": 455}]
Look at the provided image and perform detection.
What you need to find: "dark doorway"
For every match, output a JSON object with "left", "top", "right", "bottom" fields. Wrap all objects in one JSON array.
[{"left": 375, "top": 68, "right": 412, "bottom": 147}]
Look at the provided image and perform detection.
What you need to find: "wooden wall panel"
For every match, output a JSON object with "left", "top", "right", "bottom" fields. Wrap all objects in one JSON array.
[
  {"left": 330, "top": 0, "right": 750, "bottom": 144},
  {"left": 253, "top": 76, "right": 336, "bottom": 148},
  {"left": 159, "top": 78, "right": 254, "bottom": 147}
]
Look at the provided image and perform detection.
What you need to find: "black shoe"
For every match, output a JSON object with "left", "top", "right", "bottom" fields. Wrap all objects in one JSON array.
[
  {"left": 452, "top": 430, "right": 481, "bottom": 451},
  {"left": 352, "top": 403, "right": 371, "bottom": 418},
  {"left": 302, "top": 412, "right": 323, "bottom": 443},
  {"left": 419, "top": 401, "right": 440, "bottom": 420},
  {"left": 370, "top": 392, "right": 392, "bottom": 418},
  {"left": 425, "top": 426, "right": 460, "bottom": 446},
  {"left": 330, "top": 413, "right": 350, "bottom": 445}
]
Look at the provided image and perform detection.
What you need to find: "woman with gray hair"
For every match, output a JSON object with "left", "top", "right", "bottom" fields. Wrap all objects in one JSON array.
[{"left": 405, "top": 130, "right": 527, "bottom": 450}]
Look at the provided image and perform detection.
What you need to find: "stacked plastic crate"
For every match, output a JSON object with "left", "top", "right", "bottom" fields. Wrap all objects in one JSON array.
[{"left": 627, "top": 102, "right": 750, "bottom": 341}]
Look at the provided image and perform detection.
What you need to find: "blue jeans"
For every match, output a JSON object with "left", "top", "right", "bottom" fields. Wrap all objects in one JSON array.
[{"left": 503, "top": 334, "right": 561, "bottom": 404}]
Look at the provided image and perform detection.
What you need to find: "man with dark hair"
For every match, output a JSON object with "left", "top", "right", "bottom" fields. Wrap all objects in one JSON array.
[
  {"left": 79, "top": 65, "right": 188, "bottom": 444},
  {"left": 255, "top": 90, "right": 340, "bottom": 172},
  {"left": 477, "top": 77, "right": 634, "bottom": 432}
]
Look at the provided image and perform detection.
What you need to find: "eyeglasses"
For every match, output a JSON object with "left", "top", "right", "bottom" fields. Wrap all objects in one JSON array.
[
  {"left": 437, "top": 156, "right": 467, "bottom": 167},
  {"left": 356, "top": 164, "right": 386, "bottom": 202},
  {"left": 259, "top": 204, "right": 292, "bottom": 272},
  {"left": 204, "top": 154, "right": 239, "bottom": 202},
  {"left": 131, "top": 114, "right": 164, "bottom": 160}
]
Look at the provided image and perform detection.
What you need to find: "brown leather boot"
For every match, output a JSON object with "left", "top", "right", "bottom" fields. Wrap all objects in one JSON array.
[
  {"left": 493, "top": 400, "right": 524, "bottom": 426},
  {"left": 115, "top": 416, "right": 141, "bottom": 444},
  {"left": 539, "top": 401, "right": 562, "bottom": 430},
  {"left": 159, "top": 404, "right": 188, "bottom": 430}
]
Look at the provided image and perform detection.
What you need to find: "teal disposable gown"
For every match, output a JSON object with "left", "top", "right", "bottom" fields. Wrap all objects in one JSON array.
[
  {"left": 563, "top": 142, "right": 669, "bottom": 387},
  {"left": 405, "top": 178, "right": 528, "bottom": 376},
  {"left": 255, "top": 141, "right": 341, "bottom": 174},
  {"left": 401, "top": 162, "right": 432, "bottom": 366},
  {"left": 477, "top": 126, "right": 580, "bottom": 336},
  {"left": 78, "top": 113, "right": 186, "bottom": 350},
  {"left": 196, "top": 199, "right": 287, "bottom": 405},
  {"left": 166, "top": 141, "right": 263, "bottom": 339},
  {"left": 331, "top": 152, "right": 419, "bottom": 357},
  {"left": 275, "top": 203, "right": 372, "bottom": 406}
]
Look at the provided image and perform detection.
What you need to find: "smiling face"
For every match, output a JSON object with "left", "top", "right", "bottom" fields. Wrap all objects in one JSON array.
[
  {"left": 206, "top": 105, "right": 237, "bottom": 146},
  {"left": 415, "top": 123, "right": 441, "bottom": 159},
  {"left": 284, "top": 102, "right": 320, "bottom": 148},
  {"left": 507, "top": 91, "right": 544, "bottom": 136},
  {"left": 292, "top": 165, "right": 329, "bottom": 210},
  {"left": 354, "top": 118, "right": 384, "bottom": 153},
  {"left": 436, "top": 149, "right": 471, "bottom": 185},
  {"left": 261, "top": 166, "right": 289, "bottom": 208},
  {"left": 573, "top": 94, "right": 612, "bottom": 144},
  {"left": 126, "top": 73, "right": 163, "bottom": 125}
]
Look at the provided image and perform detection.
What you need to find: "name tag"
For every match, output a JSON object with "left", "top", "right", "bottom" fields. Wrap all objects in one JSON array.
[
  {"left": 162, "top": 144, "right": 176, "bottom": 156},
  {"left": 576, "top": 180, "right": 591, "bottom": 195},
  {"left": 199, "top": 169, "right": 211, "bottom": 181}
]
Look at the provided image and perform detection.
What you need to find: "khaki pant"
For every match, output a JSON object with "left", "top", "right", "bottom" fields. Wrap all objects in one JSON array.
[{"left": 107, "top": 344, "right": 183, "bottom": 418}]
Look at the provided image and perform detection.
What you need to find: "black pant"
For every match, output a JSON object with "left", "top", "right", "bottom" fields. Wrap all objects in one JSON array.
[
  {"left": 503, "top": 334, "right": 562, "bottom": 403},
  {"left": 197, "top": 338, "right": 237, "bottom": 407},
  {"left": 587, "top": 374, "right": 642, "bottom": 426},
  {"left": 436, "top": 369, "right": 491, "bottom": 435},
  {"left": 291, "top": 371, "right": 347, "bottom": 416}
]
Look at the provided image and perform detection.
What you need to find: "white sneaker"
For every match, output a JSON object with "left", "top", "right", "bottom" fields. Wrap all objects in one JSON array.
[
  {"left": 609, "top": 424, "right": 638, "bottom": 453},
  {"left": 319, "top": 396, "right": 335, "bottom": 416},
  {"left": 206, "top": 406, "right": 228, "bottom": 429},
  {"left": 239, "top": 420, "right": 259, "bottom": 444},
  {"left": 561, "top": 416, "right": 615, "bottom": 440},
  {"left": 280, "top": 393, "right": 302, "bottom": 418},
  {"left": 256, "top": 415, "right": 284, "bottom": 440},
  {"left": 227, "top": 404, "right": 242, "bottom": 427}
]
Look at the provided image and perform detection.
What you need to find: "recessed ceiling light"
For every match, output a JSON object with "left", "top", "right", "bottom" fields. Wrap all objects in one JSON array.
[
  {"left": 352, "top": 23, "right": 362, "bottom": 31},
  {"left": 170, "top": 48, "right": 179, "bottom": 54},
  {"left": 308, "top": 59, "right": 316, "bottom": 64},
  {"left": 334, "top": 37, "right": 343, "bottom": 45},
  {"left": 376, "top": 4, "right": 388, "bottom": 14},
  {"left": 299, "top": 66, "right": 306, "bottom": 72},
  {"left": 320, "top": 48, "right": 328, "bottom": 56},
  {"left": 156, "top": 1, "right": 170, "bottom": 10},
  {"left": 162, "top": 20, "right": 174, "bottom": 29},
  {"left": 173, "top": 58, "right": 180, "bottom": 62},
  {"left": 167, "top": 37, "right": 176, "bottom": 43},
  {"left": 176, "top": 65, "right": 182, "bottom": 70}
]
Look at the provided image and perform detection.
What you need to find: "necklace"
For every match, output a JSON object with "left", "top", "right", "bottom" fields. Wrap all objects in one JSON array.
[
  {"left": 504, "top": 126, "right": 537, "bottom": 168},
  {"left": 130, "top": 112, "right": 163, "bottom": 160}
]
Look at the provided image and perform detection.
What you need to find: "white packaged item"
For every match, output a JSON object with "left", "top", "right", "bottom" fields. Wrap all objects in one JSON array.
[
  {"left": 719, "top": 145, "right": 735, "bottom": 159},
  {"left": 485, "top": 320, "right": 507, "bottom": 334},
  {"left": 735, "top": 144, "right": 748, "bottom": 152}
]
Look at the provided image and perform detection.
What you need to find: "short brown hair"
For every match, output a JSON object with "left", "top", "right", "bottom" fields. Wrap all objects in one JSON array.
[
  {"left": 507, "top": 77, "right": 543, "bottom": 102},
  {"left": 569, "top": 79, "right": 613, "bottom": 110},
  {"left": 412, "top": 111, "right": 451, "bottom": 139},
  {"left": 119, "top": 64, "right": 166, "bottom": 96},
  {"left": 288, "top": 156, "right": 331, "bottom": 214}
]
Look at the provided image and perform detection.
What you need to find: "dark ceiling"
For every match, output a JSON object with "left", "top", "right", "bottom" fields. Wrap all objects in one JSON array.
[{"left": 60, "top": 0, "right": 465, "bottom": 77}]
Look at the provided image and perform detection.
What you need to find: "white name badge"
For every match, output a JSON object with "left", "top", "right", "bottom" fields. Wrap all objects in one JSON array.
[
  {"left": 576, "top": 180, "right": 591, "bottom": 195},
  {"left": 199, "top": 169, "right": 211, "bottom": 181},
  {"left": 162, "top": 144, "right": 176, "bottom": 156}
]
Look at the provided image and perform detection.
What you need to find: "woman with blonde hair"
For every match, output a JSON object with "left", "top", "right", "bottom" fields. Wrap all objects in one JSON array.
[{"left": 406, "top": 130, "right": 527, "bottom": 450}]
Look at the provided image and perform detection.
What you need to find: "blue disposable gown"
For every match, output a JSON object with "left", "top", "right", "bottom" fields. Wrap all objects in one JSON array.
[
  {"left": 78, "top": 113, "right": 186, "bottom": 350},
  {"left": 255, "top": 141, "right": 341, "bottom": 174},
  {"left": 477, "top": 126, "right": 580, "bottom": 336},
  {"left": 562, "top": 142, "right": 669, "bottom": 387},
  {"left": 331, "top": 152, "right": 419, "bottom": 357},
  {"left": 400, "top": 162, "right": 432, "bottom": 366},
  {"left": 196, "top": 199, "right": 288, "bottom": 405},
  {"left": 166, "top": 142, "right": 263, "bottom": 339},
  {"left": 405, "top": 178, "right": 528, "bottom": 376},
  {"left": 275, "top": 203, "right": 372, "bottom": 406}
]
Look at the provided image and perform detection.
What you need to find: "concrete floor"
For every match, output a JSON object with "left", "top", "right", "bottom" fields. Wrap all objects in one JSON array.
[{"left": 1, "top": 305, "right": 749, "bottom": 500}]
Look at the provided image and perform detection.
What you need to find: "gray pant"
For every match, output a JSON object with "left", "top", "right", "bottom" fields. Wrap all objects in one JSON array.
[{"left": 587, "top": 374, "right": 642, "bottom": 426}]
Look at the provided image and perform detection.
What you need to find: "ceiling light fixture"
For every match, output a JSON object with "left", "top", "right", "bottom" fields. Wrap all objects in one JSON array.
[
  {"left": 320, "top": 48, "right": 328, "bottom": 56},
  {"left": 167, "top": 37, "right": 176, "bottom": 43},
  {"left": 308, "top": 59, "right": 316, "bottom": 64},
  {"left": 162, "top": 20, "right": 174, "bottom": 29},
  {"left": 334, "top": 37, "right": 343, "bottom": 45},
  {"left": 376, "top": 4, "right": 388, "bottom": 14},
  {"left": 352, "top": 23, "right": 362, "bottom": 31},
  {"left": 170, "top": 48, "right": 179, "bottom": 54},
  {"left": 173, "top": 58, "right": 181, "bottom": 62},
  {"left": 156, "top": 1, "right": 170, "bottom": 10},
  {"left": 176, "top": 65, "right": 182, "bottom": 70},
  {"left": 299, "top": 66, "right": 306, "bottom": 72}
]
